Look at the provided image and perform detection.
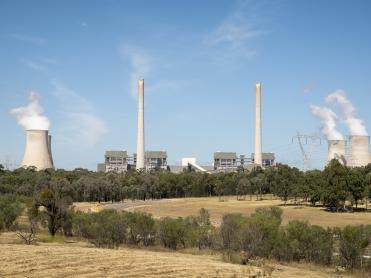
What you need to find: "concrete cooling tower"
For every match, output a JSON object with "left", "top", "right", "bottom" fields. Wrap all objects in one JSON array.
[
  {"left": 22, "top": 129, "right": 54, "bottom": 170},
  {"left": 347, "top": 136, "right": 371, "bottom": 167},
  {"left": 327, "top": 140, "right": 346, "bottom": 165}
]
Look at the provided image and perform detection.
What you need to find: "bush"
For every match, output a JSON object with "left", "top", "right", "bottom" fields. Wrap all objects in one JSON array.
[
  {"left": 123, "top": 211, "right": 156, "bottom": 246},
  {"left": 285, "top": 221, "right": 333, "bottom": 265},
  {"left": 0, "top": 194, "right": 23, "bottom": 230},
  {"left": 220, "top": 213, "right": 246, "bottom": 251},
  {"left": 158, "top": 217, "right": 187, "bottom": 250},
  {"left": 339, "top": 225, "right": 369, "bottom": 269}
]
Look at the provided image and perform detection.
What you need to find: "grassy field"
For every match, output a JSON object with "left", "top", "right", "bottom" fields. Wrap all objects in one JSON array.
[
  {"left": 0, "top": 235, "right": 351, "bottom": 278},
  {"left": 74, "top": 196, "right": 371, "bottom": 228}
]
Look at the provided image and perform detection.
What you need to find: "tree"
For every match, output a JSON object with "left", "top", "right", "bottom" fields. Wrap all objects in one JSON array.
[
  {"left": 347, "top": 168, "right": 365, "bottom": 209},
  {"left": 322, "top": 160, "right": 349, "bottom": 210},
  {"left": 236, "top": 178, "right": 249, "bottom": 200},
  {"left": 363, "top": 172, "right": 371, "bottom": 211},
  {"left": 31, "top": 185, "right": 73, "bottom": 236},
  {"left": 272, "top": 164, "right": 296, "bottom": 205},
  {"left": 304, "top": 170, "right": 324, "bottom": 206}
]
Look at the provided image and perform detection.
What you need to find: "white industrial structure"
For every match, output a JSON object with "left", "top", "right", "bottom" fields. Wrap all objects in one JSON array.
[
  {"left": 327, "top": 140, "right": 346, "bottom": 165},
  {"left": 254, "top": 82, "right": 263, "bottom": 166},
  {"left": 22, "top": 129, "right": 54, "bottom": 170},
  {"left": 347, "top": 136, "right": 371, "bottom": 167},
  {"left": 136, "top": 79, "right": 145, "bottom": 170}
]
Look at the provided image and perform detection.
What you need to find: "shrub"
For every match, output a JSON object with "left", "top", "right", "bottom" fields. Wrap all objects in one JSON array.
[
  {"left": 92, "top": 210, "right": 127, "bottom": 248},
  {"left": 123, "top": 211, "right": 156, "bottom": 246},
  {"left": 339, "top": 225, "right": 369, "bottom": 269},
  {"left": 0, "top": 194, "right": 23, "bottom": 230},
  {"left": 285, "top": 221, "right": 333, "bottom": 265},
  {"left": 220, "top": 213, "right": 246, "bottom": 251},
  {"left": 158, "top": 217, "right": 187, "bottom": 250}
]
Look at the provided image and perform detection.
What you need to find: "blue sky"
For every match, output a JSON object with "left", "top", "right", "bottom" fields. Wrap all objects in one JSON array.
[{"left": 1, "top": 0, "right": 370, "bottom": 170}]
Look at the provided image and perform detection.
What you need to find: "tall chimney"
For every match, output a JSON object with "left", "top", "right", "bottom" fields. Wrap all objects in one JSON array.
[
  {"left": 254, "top": 82, "right": 263, "bottom": 166},
  {"left": 136, "top": 79, "right": 145, "bottom": 170},
  {"left": 22, "top": 129, "right": 54, "bottom": 170}
]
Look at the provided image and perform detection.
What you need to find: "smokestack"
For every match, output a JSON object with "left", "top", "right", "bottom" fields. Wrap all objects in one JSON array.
[
  {"left": 136, "top": 79, "right": 145, "bottom": 170},
  {"left": 347, "top": 136, "right": 371, "bottom": 167},
  {"left": 327, "top": 140, "right": 346, "bottom": 165},
  {"left": 22, "top": 129, "right": 54, "bottom": 170},
  {"left": 254, "top": 82, "right": 262, "bottom": 166}
]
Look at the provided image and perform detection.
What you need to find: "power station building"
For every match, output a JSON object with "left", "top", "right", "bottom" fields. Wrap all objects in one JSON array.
[
  {"left": 134, "top": 151, "right": 168, "bottom": 171},
  {"left": 104, "top": 150, "right": 128, "bottom": 172},
  {"left": 251, "top": 152, "right": 275, "bottom": 167},
  {"left": 98, "top": 150, "right": 168, "bottom": 172},
  {"left": 214, "top": 152, "right": 237, "bottom": 170}
]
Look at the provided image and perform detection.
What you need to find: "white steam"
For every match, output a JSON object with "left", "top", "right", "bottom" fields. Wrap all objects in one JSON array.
[
  {"left": 326, "top": 90, "right": 368, "bottom": 136},
  {"left": 10, "top": 92, "right": 50, "bottom": 130},
  {"left": 310, "top": 105, "right": 344, "bottom": 140}
]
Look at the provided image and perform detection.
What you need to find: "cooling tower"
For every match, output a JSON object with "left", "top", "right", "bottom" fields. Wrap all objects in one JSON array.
[
  {"left": 347, "top": 136, "right": 371, "bottom": 167},
  {"left": 48, "top": 135, "right": 54, "bottom": 167},
  {"left": 136, "top": 79, "right": 145, "bottom": 170},
  {"left": 327, "top": 140, "right": 346, "bottom": 165},
  {"left": 22, "top": 129, "right": 54, "bottom": 170},
  {"left": 254, "top": 82, "right": 262, "bottom": 166}
]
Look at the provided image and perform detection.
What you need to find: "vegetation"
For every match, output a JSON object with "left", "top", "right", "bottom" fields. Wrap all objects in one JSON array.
[
  {"left": 1, "top": 160, "right": 371, "bottom": 272},
  {"left": 1, "top": 160, "right": 371, "bottom": 213}
]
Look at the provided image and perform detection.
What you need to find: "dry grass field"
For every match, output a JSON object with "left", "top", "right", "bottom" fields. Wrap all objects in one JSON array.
[
  {"left": 74, "top": 196, "right": 371, "bottom": 227},
  {"left": 0, "top": 237, "right": 351, "bottom": 278}
]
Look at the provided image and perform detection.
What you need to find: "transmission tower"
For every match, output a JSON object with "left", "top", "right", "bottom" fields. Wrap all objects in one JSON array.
[{"left": 292, "top": 132, "right": 322, "bottom": 171}]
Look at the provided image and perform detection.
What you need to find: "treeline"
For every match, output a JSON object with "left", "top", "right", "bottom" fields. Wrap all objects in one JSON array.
[{"left": 1, "top": 160, "right": 371, "bottom": 210}]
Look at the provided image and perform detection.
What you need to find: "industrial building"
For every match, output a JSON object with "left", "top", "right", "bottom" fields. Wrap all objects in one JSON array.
[
  {"left": 251, "top": 152, "right": 275, "bottom": 167},
  {"left": 134, "top": 151, "right": 168, "bottom": 171},
  {"left": 98, "top": 150, "right": 168, "bottom": 172},
  {"left": 214, "top": 152, "right": 237, "bottom": 170},
  {"left": 104, "top": 150, "right": 128, "bottom": 172}
]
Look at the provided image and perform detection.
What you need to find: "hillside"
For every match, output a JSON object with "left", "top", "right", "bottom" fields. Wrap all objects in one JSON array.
[{"left": 0, "top": 242, "right": 350, "bottom": 278}]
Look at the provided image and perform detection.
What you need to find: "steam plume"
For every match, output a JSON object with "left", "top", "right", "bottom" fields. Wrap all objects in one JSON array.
[
  {"left": 310, "top": 105, "right": 343, "bottom": 140},
  {"left": 326, "top": 90, "right": 368, "bottom": 136},
  {"left": 10, "top": 92, "right": 50, "bottom": 130}
]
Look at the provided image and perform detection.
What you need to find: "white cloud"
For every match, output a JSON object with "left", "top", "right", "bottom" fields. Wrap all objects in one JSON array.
[
  {"left": 10, "top": 33, "right": 46, "bottom": 45},
  {"left": 52, "top": 81, "right": 108, "bottom": 148},
  {"left": 23, "top": 59, "right": 48, "bottom": 72},
  {"left": 203, "top": 1, "right": 266, "bottom": 62}
]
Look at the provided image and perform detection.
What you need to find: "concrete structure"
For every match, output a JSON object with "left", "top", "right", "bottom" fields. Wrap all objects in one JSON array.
[
  {"left": 251, "top": 152, "right": 275, "bottom": 167},
  {"left": 254, "top": 82, "right": 263, "bottom": 166},
  {"left": 22, "top": 129, "right": 54, "bottom": 170},
  {"left": 48, "top": 135, "right": 54, "bottom": 167},
  {"left": 214, "top": 152, "right": 237, "bottom": 170},
  {"left": 97, "top": 163, "right": 106, "bottom": 172},
  {"left": 105, "top": 151, "right": 128, "bottom": 172},
  {"left": 133, "top": 151, "right": 168, "bottom": 170},
  {"left": 145, "top": 151, "right": 167, "bottom": 170},
  {"left": 327, "top": 140, "right": 346, "bottom": 165},
  {"left": 347, "top": 136, "right": 371, "bottom": 167},
  {"left": 136, "top": 79, "right": 145, "bottom": 170},
  {"left": 182, "top": 157, "right": 197, "bottom": 167}
]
